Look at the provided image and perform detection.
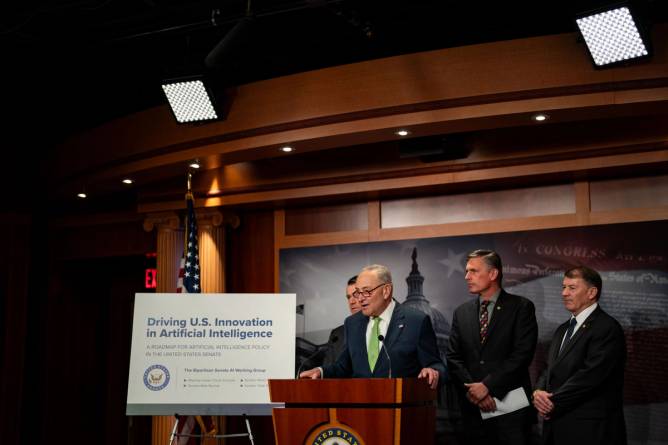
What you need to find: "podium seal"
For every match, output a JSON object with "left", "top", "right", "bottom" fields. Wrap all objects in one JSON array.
[{"left": 306, "top": 424, "right": 365, "bottom": 445}]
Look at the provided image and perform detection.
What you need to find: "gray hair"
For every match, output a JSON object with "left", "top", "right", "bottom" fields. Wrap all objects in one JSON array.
[
  {"left": 360, "top": 264, "right": 393, "bottom": 284},
  {"left": 467, "top": 249, "right": 503, "bottom": 284}
]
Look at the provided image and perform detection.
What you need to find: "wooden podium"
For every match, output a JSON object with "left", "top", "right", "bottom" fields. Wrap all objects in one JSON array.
[{"left": 269, "top": 378, "right": 436, "bottom": 445}]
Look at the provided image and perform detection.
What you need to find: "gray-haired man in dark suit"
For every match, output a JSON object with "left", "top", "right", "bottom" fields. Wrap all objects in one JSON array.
[{"left": 447, "top": 249, "right": 538, "bottom": 445}]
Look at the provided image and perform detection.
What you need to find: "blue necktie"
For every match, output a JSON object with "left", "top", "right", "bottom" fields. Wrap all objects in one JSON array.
[{"left": 559, "top": 318, "right": 577, "bottom": 354}]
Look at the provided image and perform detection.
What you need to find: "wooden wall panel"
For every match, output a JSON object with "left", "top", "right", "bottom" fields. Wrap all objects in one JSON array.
[
  {"left": 376, "top": 214, "right": 581, "bottom": 242},
  {"left": 276, "top": 172, "right": 668, "bottom": 249},
  {"left": 590, "top": 174, "right": 668, "bottom": 212},
  {"left": 285, "top": 202, "right": 368, "bottom": 235},
  {"left": 142, "top": 149, "right": 668, "bottom": 213},
  {"left": 381, "top": 184, "right": 575, "bottom": 228},
  {"left": 224, "top": 209, "right": 277, "bottom": 444},
  {"left": 41, "top": 255, "right": 151, "bottom": 445},
  {"left": 52, "top": 220, "right": 156, "bottom": 260},
  {"left": 227, "top": 209, "right": 275, "bottom": 293}
]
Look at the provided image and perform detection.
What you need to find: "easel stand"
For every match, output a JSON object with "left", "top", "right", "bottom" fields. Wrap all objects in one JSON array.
[{"left": 169, "top": 414, "right": 255, "bottom": 445}]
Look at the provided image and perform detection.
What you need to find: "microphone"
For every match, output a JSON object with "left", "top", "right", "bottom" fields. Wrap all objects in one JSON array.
[
  {"left": 378, "top": 335, "right": 392, "bottom": 379},
  {"left": 295, "top": 345, "right": 327, "bottom": 379}
]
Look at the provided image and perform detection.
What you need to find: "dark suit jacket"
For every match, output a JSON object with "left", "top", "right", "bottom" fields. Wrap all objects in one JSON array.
[
  {"left": 322, "top": 302, "right": 446, "bottom": 380},
  {"left": 322, "top": 324, "right": 345, "bottom": 367},
  {"left": 446, "top": 290, "right": 538, "bottom": 421},
  {"left": 536, "top": 306, "right": 627, "bottom": 445}
]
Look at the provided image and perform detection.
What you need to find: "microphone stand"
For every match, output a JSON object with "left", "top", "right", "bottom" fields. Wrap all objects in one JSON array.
[
  {"left": 295, "top": 345, "right": 327, "bottom": 378},
  {"left": 378, "top": 335, "right": 392, "bottom": 379}
]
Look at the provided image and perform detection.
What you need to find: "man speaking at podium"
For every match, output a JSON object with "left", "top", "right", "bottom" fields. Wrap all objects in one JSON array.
[{"left": 299, "top": 264, "right": 445, "bottom": 389}]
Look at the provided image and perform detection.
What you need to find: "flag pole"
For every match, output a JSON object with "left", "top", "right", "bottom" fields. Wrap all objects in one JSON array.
[{"left": 184, "top": 171, "right": 193, "bottom": 253}]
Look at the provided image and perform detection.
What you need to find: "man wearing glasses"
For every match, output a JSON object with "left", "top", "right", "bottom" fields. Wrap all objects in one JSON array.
[{"left": 299, "top": 264, "right": 445, "bottom": 389}]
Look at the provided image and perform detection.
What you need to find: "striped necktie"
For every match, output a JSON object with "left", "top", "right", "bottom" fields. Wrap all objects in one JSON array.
[{"left": 480, "top": 301, "right": 490, "bottom": 343}]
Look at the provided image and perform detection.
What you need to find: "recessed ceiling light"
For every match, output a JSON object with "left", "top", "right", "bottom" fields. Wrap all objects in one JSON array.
[
  {"left": 280, "top": 146, "right": 294, "bottom": 153},
  {"left": 532, "top": 114, "right": 548, "bottom": 122},
  {"left": 122, "top": 178, "right": 134, "bottom": 184},
  {"left": 189, "top": 161, "right": 201, "bottom": 169},
  {"left": 77, "top": 192, "right": 87, "bottom": 199},
  {"left": 395, "top": 129, "right": 410, "bottom": 136}
]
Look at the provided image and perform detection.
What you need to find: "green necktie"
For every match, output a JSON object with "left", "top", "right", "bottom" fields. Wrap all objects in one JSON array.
[{"left": 368, "top": 317, "right": 381, "bottom": 371}]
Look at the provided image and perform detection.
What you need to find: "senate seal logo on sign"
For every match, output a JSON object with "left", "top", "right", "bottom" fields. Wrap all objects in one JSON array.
[
  {"left": 143, "top": 364, "right": 170, "bottom": 391},
  {"left": 305, "top": 425, "right": 365, "bottom": 445}
]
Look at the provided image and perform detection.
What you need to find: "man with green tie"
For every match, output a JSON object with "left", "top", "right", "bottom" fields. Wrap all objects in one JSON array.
[{"left": 300, "top": 264, "right": 445, "bottom": 389}]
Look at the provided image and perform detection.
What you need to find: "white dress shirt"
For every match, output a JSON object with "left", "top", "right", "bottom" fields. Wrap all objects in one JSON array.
[{"left": 560, "top": 302, "right": 598, "bottom": 350}]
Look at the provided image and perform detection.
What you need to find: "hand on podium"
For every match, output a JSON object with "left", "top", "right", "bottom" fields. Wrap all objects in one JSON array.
[
  {"left": 417, "top": 367, "right": 440, "bottom": 389},
  {"left": 299, "top": 368, "right": 322, "bottom": 379}
]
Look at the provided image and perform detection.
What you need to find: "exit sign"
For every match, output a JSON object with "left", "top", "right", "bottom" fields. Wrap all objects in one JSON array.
[{"left": 145, "top": 269, "right": 157, "bottom": 289}]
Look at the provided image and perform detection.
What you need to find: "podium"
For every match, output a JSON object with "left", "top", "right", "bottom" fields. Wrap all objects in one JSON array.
[{"left": 269, "top": 378, "right": 436, "bottom": 445}]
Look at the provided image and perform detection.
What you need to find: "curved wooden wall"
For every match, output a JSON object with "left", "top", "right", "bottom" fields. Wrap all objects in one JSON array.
[{"left": 51, "top": 25, "right": 668, "bottom": 206}]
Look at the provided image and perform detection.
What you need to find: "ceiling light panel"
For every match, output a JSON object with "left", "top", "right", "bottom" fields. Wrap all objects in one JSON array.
[
  {"left": 161, "top": 80, "right": 218, "bottom": 123},
  {"left": 576, "top": 7, "right": 649, "bottom": 67}
]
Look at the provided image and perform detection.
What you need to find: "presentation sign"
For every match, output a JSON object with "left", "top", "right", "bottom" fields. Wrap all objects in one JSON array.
[{"left": 126, "top": 293, "right": 296, "bottom": 415}]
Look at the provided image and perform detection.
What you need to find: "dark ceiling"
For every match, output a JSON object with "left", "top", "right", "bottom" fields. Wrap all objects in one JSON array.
[{"left": 4, "top": 0, "right": 668, "bottom": 146}]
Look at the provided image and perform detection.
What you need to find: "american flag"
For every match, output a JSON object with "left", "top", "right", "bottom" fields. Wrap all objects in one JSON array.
[
  {"left": 175, "top": 191, "right": 208, "bottom": 445},
  {"left": 177, "top": 192, "right": 200, "bottom": 294}
]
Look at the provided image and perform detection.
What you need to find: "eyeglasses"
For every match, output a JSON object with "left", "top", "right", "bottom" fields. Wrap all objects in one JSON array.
[{"left": 352, "top": 283, "right": 389, "bottom": 299}]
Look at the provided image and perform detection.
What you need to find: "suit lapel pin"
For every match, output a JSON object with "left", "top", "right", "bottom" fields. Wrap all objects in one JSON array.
[
  {"left": 399, "top": 324, "right": 405, "bottom": 329},
  {"left": 496, "top": 306, "right": 501, "bottom": 310}
]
